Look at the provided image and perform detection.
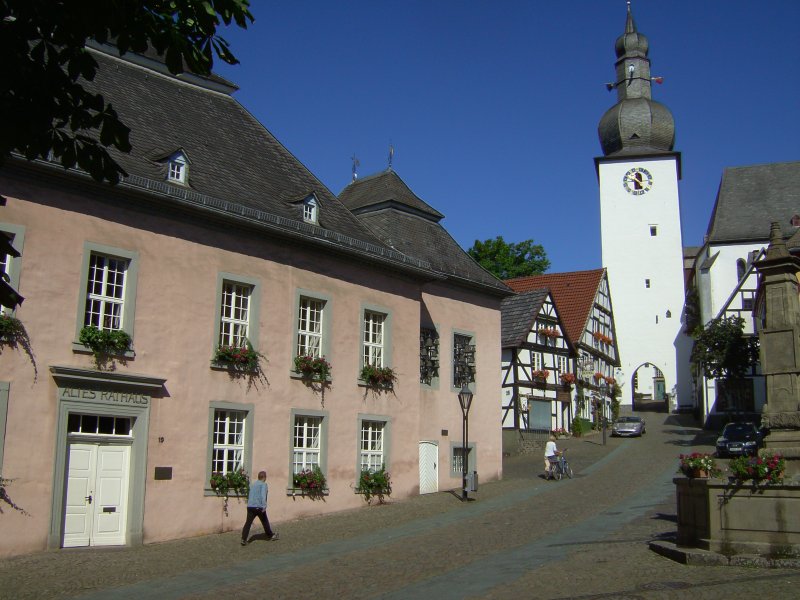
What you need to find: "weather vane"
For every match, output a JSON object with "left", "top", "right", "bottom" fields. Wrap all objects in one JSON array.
[
  {"left": 388, "top": 143, "right": 394, "bottom": 170},
  {"left": 351, "top": 153, "right": 360, "bottom": 181}
]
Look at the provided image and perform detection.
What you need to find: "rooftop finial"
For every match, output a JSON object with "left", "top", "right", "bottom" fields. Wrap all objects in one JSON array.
[
  {"left": 388, "top": 143, "right": 394, "bottom": 170},
  {"left": 351, "top": 153, "right": 360, "bottom": 181}
]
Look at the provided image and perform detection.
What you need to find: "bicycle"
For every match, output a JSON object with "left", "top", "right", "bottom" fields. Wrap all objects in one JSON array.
[{"left": 547, "top": 449, "right": 573, "bottom": 480}]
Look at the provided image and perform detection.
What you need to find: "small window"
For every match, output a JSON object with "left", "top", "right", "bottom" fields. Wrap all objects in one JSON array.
[
  {"left": 451, "top": 446, "right": 473, "bottom": 474},
  {"left": 736, "top": 259, "right": 747, "bottom": 282},
  {"left": 85, "top": 253, "right": 128, "bottom": 331},
  {"left": 293, "top": 415, "right": 322, "bottom": 473},
  {"left": 219, "top": 281, "right": 252, "bottom": 348},
  {"left": 167, "top": 152, "right": 188, "bottom": 184},
  {"left": 645, "top": 279, "right": 650, "bottom": 289},
  {"left": 453, "top": 333, "right": 476, "bottom": 387},
  {"left": 297, "top": 296, "right": 325, "bottom": 357},
  {"left": 650, "top": 225, "right": 658, "bottom": 236},
  {"left": 420, "top": 328, "right": 439, "bottom": 385},
  {"left": 303, "top": 197, "right": 318, "bottom": 224},
  {"left": 666, "top": 310, "right": 672, "bottom": 319},
  {"left": 67, "top": 413, "right": 132, "bottom": 436}
]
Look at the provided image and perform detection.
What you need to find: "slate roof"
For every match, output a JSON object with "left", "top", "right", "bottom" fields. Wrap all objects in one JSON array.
[
  {"left": 6, "top": 44, "right": 460, "bottom": 280},
  {"left": 504, "top": 269, "right": 606, "bottom": 346},
  {"left": 706, "top": 161, "right": 800, "bottom": 244},
  {"left": 500, "top": 289, "right": 548, "bottom": 347},
  {"left": 339, "top": 170, "right": 511, "bottom": 295}
]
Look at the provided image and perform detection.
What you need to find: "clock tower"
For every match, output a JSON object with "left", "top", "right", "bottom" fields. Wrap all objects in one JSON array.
[{"left": 596, "top": 3, "right": 687, "bottom": 408}]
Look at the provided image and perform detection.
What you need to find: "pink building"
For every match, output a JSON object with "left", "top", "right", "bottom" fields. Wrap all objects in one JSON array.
[{"left": 0, "top": 45, "right": 511, "bottom": 556}]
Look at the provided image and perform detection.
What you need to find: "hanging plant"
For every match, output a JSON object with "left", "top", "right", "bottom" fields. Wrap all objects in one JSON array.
[
  {"left": 355, "top": 467, "right": 393, "bottom": 505},
  {"left": 209, "top": 469, "right": 250, "bottom": 516},
  {"left": 593, "top": 371, "right": 604, "bottom": 382},
  {"left": 539, "top": 327, "right": 559, "bottom": 339},
  {"left": 79, "top": 326, "right": 132, "bottom": 369},
  {"left": 360, "top": 364, "right": 397, "bottom": 390},
  {"left": 532, "top": 369, "right": 550, "bottom": 382},
  {"left": 294, "top": 354, "right": 331, "bottom": 381},
  {"left": 214, "top": 341, "right": 263, "bottom": 371},
  {"left": 292, "top": 466, "right": 327, "bottom": 499}
]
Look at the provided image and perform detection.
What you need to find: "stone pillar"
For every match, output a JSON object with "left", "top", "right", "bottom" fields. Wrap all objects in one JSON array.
[{"left": 753, "top": 222, "right": 800, "bottom": 479}]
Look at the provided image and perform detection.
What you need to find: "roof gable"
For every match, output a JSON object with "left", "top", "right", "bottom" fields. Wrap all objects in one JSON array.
[
  {"left": 505, "top": 269, "right": 606, "bottom": 345},
  {"left": 339, "top": 170, "right": 444, "bottom": 221}
]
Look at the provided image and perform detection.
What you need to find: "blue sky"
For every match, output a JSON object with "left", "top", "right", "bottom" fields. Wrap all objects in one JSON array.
[{"left": 215, "top": 1, "right": 800, "bottom": 273}]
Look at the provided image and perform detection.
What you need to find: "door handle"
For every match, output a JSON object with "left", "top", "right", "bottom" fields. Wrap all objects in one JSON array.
[{"left": 85, "top": 495, "right": 93, "bottom": 504}]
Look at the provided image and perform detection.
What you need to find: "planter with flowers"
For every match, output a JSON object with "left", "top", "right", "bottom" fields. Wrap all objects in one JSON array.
[
  {"left": 79, "top": 325, "right": 132, "bottom": 369},
  {"left": 592, "top": 331, "right": 613, "bottom": 345},
  {"left": 593, "top": 371, "right": 604, "bottom": 383},
  {"left": 559, "top": 372, "right": 576, "bottom": 390},
  {"left": 539, "top": 327, "right": 559, "bottom": 341},
  {"left": 603, "top": 375, "right": 616, "bottom": 386},
  {"left": 360, "top": 364, "right": 397, "bottom": 391},
  {"left": 553, "top": 427, "right": 570, "bottom": 439},
  {"left": 678, "top": 453, "right": 720, "bottom": 478},
  {"left": 291, "top": 466, "right": 327, "bottom": 499},
  {"left": 294, "top": 354, "right": 331, "bottom": 382},
  {"left": 209, "top": 469, "right": 250, "bottom": 516},
  {"left": 214, "top": 341, "right": 263, "bottom": 372},
  {"left": 728, "top": 452, "right": 785, "bottom": 485},
  {"left": 532, "top": 369, "right": 550, "bottom": 386},
  {"left": 355, "top": 467, "right": 393, "bottom": 504}
]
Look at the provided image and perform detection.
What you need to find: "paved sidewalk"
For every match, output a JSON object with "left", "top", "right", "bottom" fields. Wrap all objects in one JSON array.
[{"left": 1, "top": 413, "right": 797, "bottom": 599}]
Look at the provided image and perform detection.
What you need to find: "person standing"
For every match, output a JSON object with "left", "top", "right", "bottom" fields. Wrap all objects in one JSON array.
[{"left": 241, "top": 470, "right": 279, "bottom": 545}]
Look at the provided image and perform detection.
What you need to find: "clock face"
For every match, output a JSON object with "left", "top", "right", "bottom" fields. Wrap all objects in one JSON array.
[{"left": 622, "top": 167, "right": 653, "bottom": 195}]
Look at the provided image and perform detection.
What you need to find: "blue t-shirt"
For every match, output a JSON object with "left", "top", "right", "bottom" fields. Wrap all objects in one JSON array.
[{"left": 247, "top": 479, "right": 268, "bottom": 509}]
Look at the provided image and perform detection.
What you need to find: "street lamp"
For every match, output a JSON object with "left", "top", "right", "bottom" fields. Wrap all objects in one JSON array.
[
  {"left": 600, "top": 379, "right": 608, "bottom": 446},
  {"left": 457, "top": 384, "right": 474, "bottom": 501}
]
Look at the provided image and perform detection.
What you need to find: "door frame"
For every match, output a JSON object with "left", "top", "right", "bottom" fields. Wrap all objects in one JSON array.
[{"left": 49, "top": 366, "right": 164, "bottom": 550}]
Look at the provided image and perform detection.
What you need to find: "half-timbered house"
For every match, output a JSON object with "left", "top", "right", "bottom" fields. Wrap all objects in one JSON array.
[
  {"left": 500, "top": 289, "right": 575, "bottom": 454},
  {"left": 506, "top": 269, "right": 621, "bottom": 427}
]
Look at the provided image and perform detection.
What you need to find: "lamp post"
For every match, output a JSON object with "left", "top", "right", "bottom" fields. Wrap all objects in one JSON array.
[
  {"left": 600, "top": 379, "right": 608, "bottom": 446},
  {"left": 457, "top": 384, "right": 474, "bottom": 501}
]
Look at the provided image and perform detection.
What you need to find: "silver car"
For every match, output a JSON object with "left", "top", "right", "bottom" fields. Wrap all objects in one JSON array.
[{"left": 611, "top": 416, "right": 646, "bottom": 437}]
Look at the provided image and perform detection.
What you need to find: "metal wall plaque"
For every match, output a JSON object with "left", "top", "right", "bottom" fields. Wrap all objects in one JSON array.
[{"left": 154, "top": 467, "right": 173, "bottom": 480}]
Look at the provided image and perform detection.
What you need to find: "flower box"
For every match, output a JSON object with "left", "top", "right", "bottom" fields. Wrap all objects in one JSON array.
[
  {"left": 294, "top": 354, "right": 331, "bottom": 381},
  {"left": 291, "top": 466, "right": 327, "bottom": 499},
  {"left": 355, "top": 467, "right": 392, "bottom": 504},
  {"left": 214, "top": 342, "right": 262, "bottom": 371},
  {"left": 360, "top": 364, "right": 397, "bottom": 390},
  {"left": 728, "top": 452, "right": 785, "bottom": 485},
  {"left": 678, "top": 452, "right": 720, "bottom": 478}
]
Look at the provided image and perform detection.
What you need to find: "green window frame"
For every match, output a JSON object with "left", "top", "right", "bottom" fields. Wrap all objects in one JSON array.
[{"left": 212, "top": 272, "right": 261, "bottom": 355}]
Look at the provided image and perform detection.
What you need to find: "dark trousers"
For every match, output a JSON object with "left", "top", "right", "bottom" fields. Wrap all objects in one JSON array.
[{"left": 242, "top": 506, "right": 273, "bottom": 541}]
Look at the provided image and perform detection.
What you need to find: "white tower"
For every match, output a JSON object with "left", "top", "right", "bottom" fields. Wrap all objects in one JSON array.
[{"left": 596, "top": 4, "right": 686, "bottom": 408}]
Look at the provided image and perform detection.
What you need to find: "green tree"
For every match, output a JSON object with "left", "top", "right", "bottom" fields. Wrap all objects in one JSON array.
[
  {"left": 467, "top": 236, "right": 550, "bottom": 279},
  {"left": 690, "top": 315, "right": 760, "bottom": 379},
  {"left": 1, "top": 0, "right": 254, "bottom": 184}
]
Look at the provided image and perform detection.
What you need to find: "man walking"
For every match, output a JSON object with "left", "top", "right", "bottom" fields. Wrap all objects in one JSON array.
[{"left": 241, "top": 470, "right": 279, "bottom": 546}]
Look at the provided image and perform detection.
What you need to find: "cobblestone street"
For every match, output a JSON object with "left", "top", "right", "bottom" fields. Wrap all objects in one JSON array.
[{"left": 1, "top": 412, "right": 797, "bottom": 599}]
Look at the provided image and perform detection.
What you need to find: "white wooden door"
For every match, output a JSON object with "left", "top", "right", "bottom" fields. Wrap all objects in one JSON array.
[
  {"left": 418, "top": 441, "right": 438, "bottom": 494},
  {"left": 64, "top": 444, "right": 130, "bottom": 548}
]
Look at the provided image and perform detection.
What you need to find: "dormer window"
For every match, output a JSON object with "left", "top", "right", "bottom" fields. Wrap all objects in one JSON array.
[
  {"left": 167, "top": 152, "right": 188, "bottom": 185},
  {"left": 303, "top": 195, "right": 318, "bottom": 224}
]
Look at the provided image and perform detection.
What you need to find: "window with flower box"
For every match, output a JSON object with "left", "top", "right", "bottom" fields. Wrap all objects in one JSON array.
[
  {"left": 289, "top": 409, "right": 328, "bottom": 492},
  {"left": 363, "top": 310, "right": 386, "bottom": 368},
  {"left": 360, "top": 419, "right": 386, "bottom": 472},
  {"left": 205, "top": 402, "right": 253, "bottom": 493},
  {"left": 74, "top": 243, "right": 138, "bottom": 352},
  {"left": 297, "top": 296, "right": 325, "bottom": 357},
  {"left": 213, "top": 273, "right": 261, "bottom": 364}
]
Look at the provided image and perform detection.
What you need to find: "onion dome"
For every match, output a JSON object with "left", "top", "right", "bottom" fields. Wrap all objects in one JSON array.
[{"left": 598, "top": 3, "right": 675, "bottom": 156}]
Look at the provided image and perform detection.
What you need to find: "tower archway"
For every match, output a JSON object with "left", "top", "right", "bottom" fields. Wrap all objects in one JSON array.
[{"left": 630, "top": 362, "right": 667, "bottom": 412}]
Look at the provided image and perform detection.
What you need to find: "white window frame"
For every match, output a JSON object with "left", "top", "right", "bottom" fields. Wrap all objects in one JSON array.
[
  {"left": 363, "top": 310, "right": 386, "bottom": 368},
  {"left": 74, "top": 243, "right": 138, "bottom": 349},
  {"left": 450, "top": 443, "right": 476, "bottom": 475},
  {"left": 293, "top": 415, "right": 322, "bottom": 473},
  {"left": 297, "top": 296, "right": 324, "bottom": 357},
  {"left": 359, "top": 420, "right": 385, "bottom": 472},
  {"left": 213, "top": 273, "right": 260, "bottom": 355},
  {"left": 288, "top": 409, "right": 328, "bottom": 491},
  {"left": 205, "top": 402, "right": 254, "bottom": 494},
  {"left": 85, "top": 253, "right": 127, "bottom": 331},
  {"left": 0, "top": 224, "right": 25, "bottom": 316},
  {"left": 303, "top": 197, "right": 318, "bottom": 224},
  {"left": 219, "top": 281, "right": 252, "bottom": 348},
  {"left": 167, "top": 152, "right": 188, "bottom": 184}
]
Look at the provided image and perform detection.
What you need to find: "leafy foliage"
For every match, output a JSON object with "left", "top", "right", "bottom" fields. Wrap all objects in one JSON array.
[
  {"left": 210, "top": 468, "right": 250, "bottom": 516},
  {"left": 360, "top": 364, "right": 397, "bottom": 390},
  {"left": 690, "top": 316, "right": 760, "bottom": 379},
  {"left": 79, "top": 325, "right": 131, "bottom": 368},
  {"left": 0, "top": 314, "right": 37, "bottom": 379},
  {"left": 292, "top": 466, "right": 326, "bottom": 499},
  {"left": 729, "top": 452, "right": 785, "bottom": 485},
  {"left": 467, "top": 236, "right": 550, "bottom": 280},
  {"left": 215, "top": 341, "right": 263, "bottom": 371},
  {"left": 571, "top": 416, "right": 591, "bottom": 437},
  {"left": 678, "top": 453, "right": 721, "bottom": 478},
  {"left": 1, "top": 0, "right": 254, "bottom": 184},
  {"left": 294, "top": 354, "right": 331, "bottom": 381},
  {"left": 355, "top": 467, "right": 392, "bottom": 504}
]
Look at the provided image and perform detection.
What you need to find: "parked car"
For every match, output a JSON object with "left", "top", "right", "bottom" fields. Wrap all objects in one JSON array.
[
  {"left": 611, "top": 416, "right": 646, "bottom": 437},
  {"left": 715, "top": 422, "right": 763, "bottom": 457}
]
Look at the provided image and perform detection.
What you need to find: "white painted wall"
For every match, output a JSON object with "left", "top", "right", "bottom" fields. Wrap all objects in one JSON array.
[{"left": 598, "top": 156, "right": 686, "bottom": 406}]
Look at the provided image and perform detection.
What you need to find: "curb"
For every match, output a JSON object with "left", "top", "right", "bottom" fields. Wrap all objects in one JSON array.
[{"left": 649, "top": 540, "right": 800, "bottom": 568}]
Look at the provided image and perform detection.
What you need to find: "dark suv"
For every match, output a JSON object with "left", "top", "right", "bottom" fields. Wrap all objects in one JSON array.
[{"left": 715, "top": 422, "right": 763, "bottom": 457}]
